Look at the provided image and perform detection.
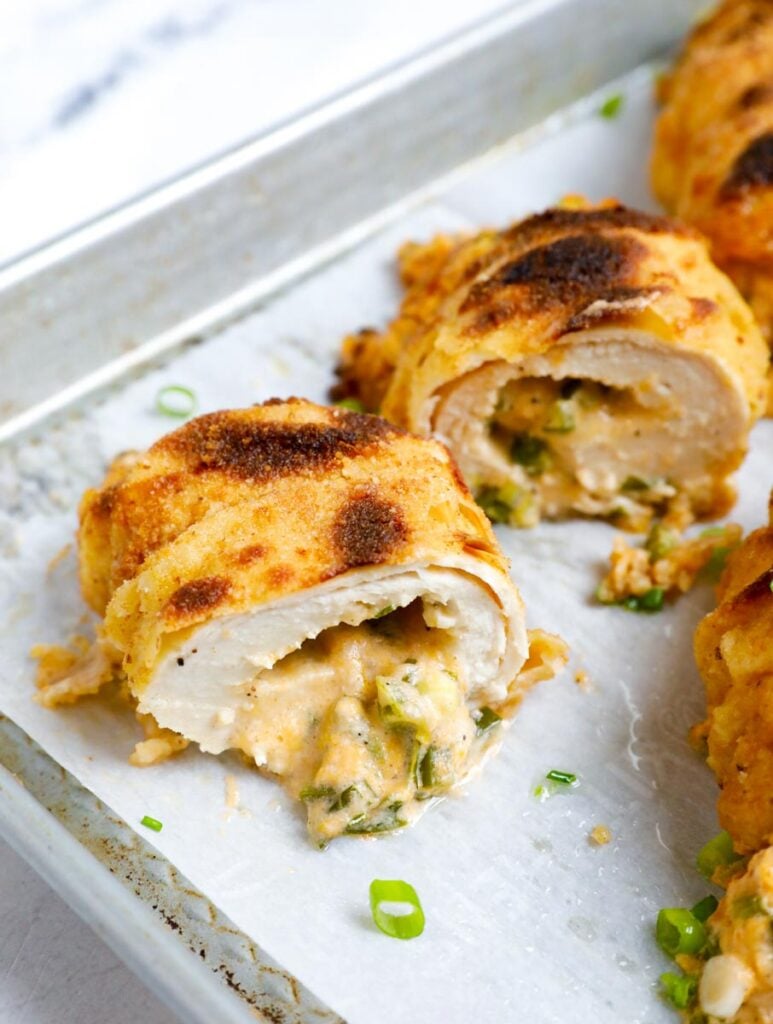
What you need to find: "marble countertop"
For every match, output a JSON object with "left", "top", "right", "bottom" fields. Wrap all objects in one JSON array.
[
  {"left": 0, "top": 2, "right": 513, "bottom": 1022},
  {"left": 0, "top": 0, "right": 510, "bottom": 267}
]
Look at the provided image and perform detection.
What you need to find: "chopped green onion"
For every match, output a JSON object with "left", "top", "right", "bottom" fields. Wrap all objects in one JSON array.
[
  {"left": 510, "top": 434, "right": 552, "bottom": 476},
  {"left": 703, "top": 546, "right": 735, "bottom": 583},
  {"left": 599, "top": 93, "right": 624, "bottom": 119},
  {"left": 646, "top": 523, "right": 679, "bottom": 562},
  {"left": 544, "top": 399, "right": 576, "bottom": 433},
  {"left": 328, "top": 785, "right": 358, "bottom": 813},
  {"left": 476, "top": 482, "right": 537, "bottom": 528},
  {"left": 622, "top": 587, "right": 665, "bottom": 613},
  {"left": 369, "top": 879, "right": 425, "bottom": 939},
  {"left": 156, "top": 385, "right": 197, "bottom": 419},
  {"left": 336, "top": 397, "right": 365, "bottom": 412},
  {"left": 620, "top": 475, "right": 650, "bottom": 492},
  {"left": 140, "top": 815, "right": 163, "bottom": 833},
  {"left": 656, "top": 908, "right": 707, "bottom": 957},
  {"left": 732, "top": 894, "right": 765, "bottom": 919},
  {"left": 691, "top": 895, "right": 719, "bottom": 922},
  {"left": 474, "top": 706, "right": 502, "bottom": 735},
  {"left": 660, "top": 971, "right": 697, "bottom": 1010},
  {"left": 697, "top": 830, "right": 742, "bottom": 879},
  {"left": 545, "top": 769, "right": 578, "bottom": 786},
  {"left": 371, "top": 605, "right": 395, "bottom": 619},
  {"left": 299, "top": 785, "right": 336, "bottom": 802},
  {"left": 347, "top": 802, "right": 406, "bottom": 835}
]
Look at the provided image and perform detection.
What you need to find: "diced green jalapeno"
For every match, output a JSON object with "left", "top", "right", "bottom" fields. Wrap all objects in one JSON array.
[
  {"left": 510, "top": 434, "right": 552, "bottom": 476},
  {"left": 544, "top": 399, "right": 576, "bottom": 433}
]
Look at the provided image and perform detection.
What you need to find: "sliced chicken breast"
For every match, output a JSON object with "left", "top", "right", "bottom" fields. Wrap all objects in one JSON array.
[
  {"left": 72, "top": 399, "right": 565, "bottom": 844},
  {"left": 336, "top": 201, "right": 768, "bottom": 530}
]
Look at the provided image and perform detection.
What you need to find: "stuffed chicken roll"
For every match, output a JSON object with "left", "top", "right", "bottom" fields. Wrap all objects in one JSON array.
[
  {"left": 694, "top": 494, "right": 773, "bottom": 855},
  {"left": 652, "top": 0, "right": 773, "bottom": 387},
  {"left": 75, "top": 399, "right": 564, "bottom": 844},
  {"left": 336, "top": 202, "right": 768, "bottom": 530}
]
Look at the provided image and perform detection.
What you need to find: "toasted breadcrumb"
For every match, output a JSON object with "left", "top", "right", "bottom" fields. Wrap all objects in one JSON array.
[
  {"left": 32, "top": 637, "right": 114, "bottom": 707},
  {"left": 130, "top": 712, "right": 189, "bottom": 766},
  {"left": 46, "top": 543, "right": 73, "bottom": 574},
  {"left": 574, "top": 669, "right": 590, "bottom": 689},
  {"left": 597, "top": 522, "right": 743, "bottom": 605},
  {"left": 590, "top": 824, "right": 612, "bottom": 846},
  {"left": 225, "top": 774, "right": 240, "bottom": 810},
  {"left": 494, "top": 629, "right": 569, "bottom": 717}
]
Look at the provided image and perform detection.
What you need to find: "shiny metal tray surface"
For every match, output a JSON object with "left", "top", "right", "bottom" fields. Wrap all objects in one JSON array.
[{"left": 0, "top": 2, "right": 705, "bottom": 1020}]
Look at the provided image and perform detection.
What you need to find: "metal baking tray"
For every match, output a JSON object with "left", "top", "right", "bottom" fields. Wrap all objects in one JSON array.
[{"left": 0, "top": 1, "right": 708, "bottom": 1020}]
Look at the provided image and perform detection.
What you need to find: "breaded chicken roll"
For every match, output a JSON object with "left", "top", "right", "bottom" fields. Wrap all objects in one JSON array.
[
  {"left": 693, "top": 847, "right": 773, "bottom": 1023},
  {"left": 336, "top": 202, "right": 768, "bottom": 530},
  {"left": 652, "top": 0, "right": 773, "bottom": 391},
  {"left": 694, "top": 494, "right": 773, "bottom": 855},
  {"left": 76, "top": 399, "right": 565, "bottom": 844}
]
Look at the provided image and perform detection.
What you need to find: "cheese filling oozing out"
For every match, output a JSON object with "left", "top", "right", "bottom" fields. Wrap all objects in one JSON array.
[
  {"left": 485, "top": 374, "right": 676, "bottom": 527},
  {"left": 228, "top": 601, "right": 492, "bottom": 843}
]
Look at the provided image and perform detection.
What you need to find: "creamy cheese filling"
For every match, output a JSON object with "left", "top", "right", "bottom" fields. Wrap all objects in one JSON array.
[
  {"left": 431, "top": 330, "right": 749, "bottom": 528},
  {"left": 138, "top": 563, "right": 525, "bottom": 843}
]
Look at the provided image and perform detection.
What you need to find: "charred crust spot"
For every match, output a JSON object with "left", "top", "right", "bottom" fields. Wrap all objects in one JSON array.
[
  {"left": 166, "top": 576, "right": 231, "bottom": 618},
  {"left": 504, "top": 204, "right": 688, "bottom": 244},
  {"left": 332, "top": 491, "right": 408, "bottom": 569},
  {"left": 729, "top": 567, "right": 773, "bottom": 610},
  {"left": 737, "top": 82, "right": 773, "bottom": 110},
  {"left": 721, "top": 133, "right": 773, "bottom": 197},
  {"left": 233, "top": 543, "right": 267, "bottom": 566},
  {"left": 161, "top": 409, "right": 399, "bottom": 480},
  {"left": 689, "top": 296, "right": 719, "bottom": 319},
  {"left": 461, "top": 235, "right": 644, "bottom": 333}
]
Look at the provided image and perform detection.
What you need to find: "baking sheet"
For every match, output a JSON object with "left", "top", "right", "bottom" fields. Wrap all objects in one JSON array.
[{"left": 1, "top": 67, "right": 771, "bottom": 1024}]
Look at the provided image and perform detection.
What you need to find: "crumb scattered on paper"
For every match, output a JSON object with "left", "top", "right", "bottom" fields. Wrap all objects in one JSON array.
[
  {"left": 590, "top": 824, "right": 612, "bottom": 846},
  {"left": 46, "top": 543, "right": 72, "bottom": 574},
  {"left": 225, "top": 774, "right": 240, "bottom": 810}
]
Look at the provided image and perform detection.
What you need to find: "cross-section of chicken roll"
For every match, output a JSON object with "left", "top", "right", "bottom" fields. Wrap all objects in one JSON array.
[
  {"left": 652, "top": 0, "right": 773, "bottom": 397},
  {"left": 336, "top": 202, "right": 768, "bottom": 530},
  {"left": 77, "top": 398, "right": 564, "bottom": 844},
  {"left": 694, "top": 494, "right": 773, "bottom": 855}
]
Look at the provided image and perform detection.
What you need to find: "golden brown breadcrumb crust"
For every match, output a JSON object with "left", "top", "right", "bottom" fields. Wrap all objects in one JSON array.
[
  {"left": 694, "top": 493, "right": 773, "bottom": 853},
  {"left": 652, "top": 0, "right": 773, "bottom": 399},
  {"left": 79, "top": 399, "right": 513, "bottom": 693},
  {"left": 335, "top": 199, "right": 768, "bottom": 434}
]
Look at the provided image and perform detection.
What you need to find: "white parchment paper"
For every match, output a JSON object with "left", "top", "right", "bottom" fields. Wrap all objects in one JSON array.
[{"left": 1, "top": 69, "right": 772, "bottom": 1024}]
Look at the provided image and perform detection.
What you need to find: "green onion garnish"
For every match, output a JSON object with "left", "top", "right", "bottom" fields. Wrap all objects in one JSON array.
[
  {"left": 369, "top": 879, "right": 425, "bottom": 940},
  {"left": 691, "top": 894, "right": 719, "bottom": 922},
  {"left": 697, "top": 830, "right": 742, "bottom": 879},
  {"left": 336, "top": 397, "right": 365, "bottom": 412},
  {"left": 622, "top": 587, "right": 665, "bottom": 613},
  {"left": 660, "top": 971, "right": 697, "bottom": 1010},
  {"left": 156, "top": 385, "right": 197, "bottom": 419},
  {"left": 545, "top": 769, "right": 578, "bottom": 786},
  {"left": 475, "top": 706, "right": 502, "bottom": 735},
  {"left": 140, "top": 815, "right": 163, "bottom": 832},
  {"left": 656, "top": 908, "right": 707, "bottom": 957},
  {"left": 599, "top": 93, "right": 624, "bottom": 119}
]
